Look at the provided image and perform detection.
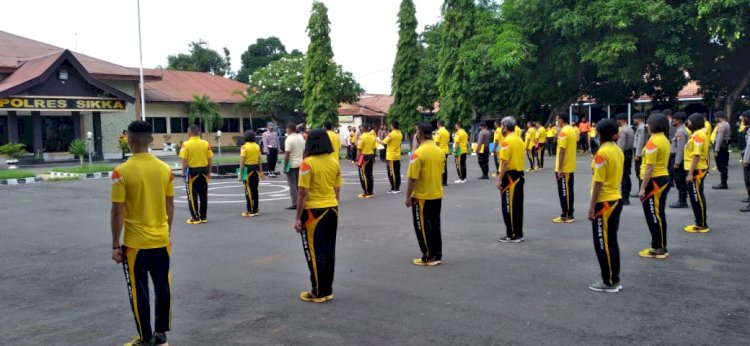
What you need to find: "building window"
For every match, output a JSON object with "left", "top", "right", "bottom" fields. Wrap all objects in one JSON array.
[
  {"left": 221, "top": 118, "right": 240, "bottom": 132},
  {"left": 42, "top": 116, "right": 75, "bottom": 152},
  {"left": 170, "top": 117, "right": 188, "bottom": 133},
  {"left": 146, "top": 117, "right": 167, "bottom": 133},
  {"left": 0, "top": 116, "right": 7, "bottom": 145}
]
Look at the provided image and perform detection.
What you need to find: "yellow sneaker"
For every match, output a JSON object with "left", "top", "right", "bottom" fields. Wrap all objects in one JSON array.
[
  {"left": 552, "top": 217, "right": 575, "bottom": 223},
  {"left": 491, "top": 173, "right": 498, "bottom": 177},
  {"left": 186, "top": 219, "right": 201, "bottom": 225},
  {"left": 413, "top": 258, "right": 429, "bottom": 266},
  {"left": 299, "top": 291, "right": 329, "bottom": 303},
  {"left": 241, "top": 212, "right": 254, "bottom": 217},
  {"left": 358, "top": 193, "right": 367, "bottom": 199},
  {"left": 200, "top": 219, "right": 207, "bottom": 224},
  {"left": 638, "top": 248, "right": 669, "bottom": 259},
  {"left": 684, "top": 225, "right": 710, "bottom": 233},
  {"left": 123, "top": 336, "right": 149, "bottom": 346},
  {"left": 364, "top": 194, "right": 375, "bottom": 199}
]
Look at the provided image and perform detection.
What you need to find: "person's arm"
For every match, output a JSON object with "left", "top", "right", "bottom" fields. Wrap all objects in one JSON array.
[
  {"left": 405, "top": 178, "right": 417, "bottom": 208},
  {"left": 111, "top": 202, "right": 125, "bottom": 263},
  {"left": 714, "top": 125, "right": 724, "bottom": 157},
  {"left": 261, "top": 134, "right": 269, "bottom": 154},
  {"left": 258, "top": 152, "right": 265, "bottom": 180},
  {"left": 674, "top": 132, "right": 685, "bottom": 168},
  {"left": 588, "top": 182, "right": 603, "bottom": 221},
  {"left": 639, "top": 164, "right": 655, "bottom": 198},
  {"left": 166, "top": 196, "right": 174, "bottom": 242},
  {"left": 496, "top": 159, "right": 509, "bottom": 190},
  {"left": 294, "top": 188, "right": 309, "bottom": 232},
  {"left": 206, "top": 157, "right": 212, "bottom": 179},
  {"left": 686, "top": 155, "right": 700, "bottom": 183},
  {"left": 557, "top": 148, "right": 566, "bottom": 178},
  {"left": 181, "top": 158, "right": 188, "bottom": 175}
]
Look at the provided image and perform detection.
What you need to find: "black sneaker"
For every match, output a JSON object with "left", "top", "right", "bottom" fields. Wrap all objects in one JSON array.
[
  {"left": 285, "top": 205, "right": 297, "bottom": 210},
  {"left": 669, "top": 201, "right": 688, "bottom": 208},
  {"left": 154, "top": 333, "right": 168, "bottom": 346},
  {"left": 497, "top": 236, "right": 524, "bottom": 243},
  {"left": 622, "top": 198, "right": 631, "bottom": 206},
  {"left": 742, "top": 197, "right": 750, "bottom": 203},
  {"left": 712, "top": 184, "right": 728, "bottom": 190},
  {"left": 740, "top": 204, "right": 750, "bottom": 212},
  {"left": 588, "top": 281, "right": 622, "bottom": 293}
]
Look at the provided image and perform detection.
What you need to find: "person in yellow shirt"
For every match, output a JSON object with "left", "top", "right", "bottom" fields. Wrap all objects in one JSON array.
[
  {"left": 348, "top": 127, "right": 357, "bottom": 163},
  {"left": 110, "top": 121, "right": 174, "bottom": 346},
  {"left": 435, "top": 120, "right": 451, "bottom": 186},
  {"left": 492, "top": 120, "right": 504, "bottom": 177},
  {"left": 377, "top": 120, "right": 404, "bottom": 193},
  {"left": 683, "top": 113, "right": 711, "bottom": 233},
  {"left": 179, "top": 125, "right": 213, "bottom": 224},
  {"left": 525, "top": 122, "right": 538, "bottom": 171},
  {"left": 118, "top": 130, "right": 129, "bottom": 161},
  {"left": 295, "top": 129, "right": 342, "bottom": 303},
  {"left": 546, "top": 125, "right": 557, "bottom": 157},
  {"left": 587, "top": 119, "right": 624, "bottom": 293},
  {"left": 324, "top": 122, "right": 341, "bottom": 164},
  {"left": 589, "top": 122, "right": 599, "bottom": 155},
  {"left": 535, "top": 122, "right": 546, "bottom": 169},
  {"left": 554, "top": 114, "right": 578, "bottom": 223},
  {"left": 239, "top": 131, "right": 263, "bottom": 217},
  {"left": 496, "top": 117, "right": 526, "bottom": 243},
  {"left": 405, "top": 122, "right": 446, "bottom": 266},
  {"left": 636, "top": 114, "right": 672, "bottom": 259},
  {"left": 357, "top": 124, "right": 377, "bottom": 198},
  {"left": 453, "top": 123, "right": 469, "bottom": 183}
]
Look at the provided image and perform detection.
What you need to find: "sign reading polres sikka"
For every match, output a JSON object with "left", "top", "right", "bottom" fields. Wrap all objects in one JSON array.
[{"left": 0, "top": 96, "right": 127, "bottom": 111}]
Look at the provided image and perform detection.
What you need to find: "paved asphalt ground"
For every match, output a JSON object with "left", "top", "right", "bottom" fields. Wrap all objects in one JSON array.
[{"left": 1, "top": 154, "right": 749, "bottom": 345}]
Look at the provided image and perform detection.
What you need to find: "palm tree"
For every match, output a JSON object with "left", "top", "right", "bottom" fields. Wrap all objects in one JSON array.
[
  {"left": 187, "top": 94, "right": 222, "bottom": 136},
  {"left": 232, "top": 89, "right": 255, "bottom": 131}
]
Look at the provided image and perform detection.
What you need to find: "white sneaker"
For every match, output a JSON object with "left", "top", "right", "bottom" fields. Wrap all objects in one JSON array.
[
  {"left": 392, "top": 190, "right": 401, "bottom": 194},
  {"left": 454, "top": 179, "right": 463, "bottom": 184},
  {"left": 460, "top": 179, "right": 467, "bottom": 184}
]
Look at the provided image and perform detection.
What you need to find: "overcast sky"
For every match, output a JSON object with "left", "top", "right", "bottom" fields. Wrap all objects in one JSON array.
[{"left": 3, "top": 0, "right": 442, "bottom": 94}]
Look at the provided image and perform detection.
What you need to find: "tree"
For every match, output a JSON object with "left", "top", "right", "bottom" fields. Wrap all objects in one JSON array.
[
  {"left": 236, "top": 37, "right": 288, "bottom": 83},
  {"left": 243, "top": 55, "right": 362, "bottom": 125},
  {"left": 187, "top": 94, "right": 222, "bottom": 135},
  {"left": 390, "top": 0, "right": 422, "bottom": 137},
  {"left": 303, "top": 1, "right": 340, "bottom": 129},
  {"left": 167, "top": 40, "right": 232, "bottom": 77},
  {"left": 417, "top": 24, "right": 440, "bottom": 113},
  {"left": 437, "top": 0, "right": 475, "bottom": 126}
]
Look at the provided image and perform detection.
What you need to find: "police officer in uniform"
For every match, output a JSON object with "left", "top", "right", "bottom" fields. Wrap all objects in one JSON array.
[
  {"left": 669, "top": 112, "right": 690, "bottom": 208},
  {"left": 741, "top": 111, "right": 750, "bottom": 212},
  {"left": 180, "top": 125, "right": 213, "bottom": 224},
  {"left": 615, "top": 113, "right": 635, "bottom": 205},
  {"left": 476, "top": 122, "right": 491, "bottom": 179},
  {"left": 712, "top": 111, "right": 731, "bottom": 189},
  {"left": 632, "top": 112, "right": 648, "bottom": 196}
]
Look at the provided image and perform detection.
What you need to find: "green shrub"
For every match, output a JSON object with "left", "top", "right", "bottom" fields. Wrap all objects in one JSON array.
[
  {"left": 0, "top": 170, "right": 36, "bottom": 180},
  {"left": 47, "top": 165, "right": 116, "bottom": 174},
  {"left": 0, "top": 143, "right": 28, "bottom": 160}
]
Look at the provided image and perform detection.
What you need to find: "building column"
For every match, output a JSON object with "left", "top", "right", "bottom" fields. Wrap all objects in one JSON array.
[
  {"left": 31, "top": 111, "right": 43, "bottom": 155},
  {"left": 93, "top": 111, "right": 103, "bottom": 161},
  {"left": 71, "top": 111, "right": 82, "bottom": 139},
  {"left": 7, "top": 111, "right": 18, "bottom": 143}
]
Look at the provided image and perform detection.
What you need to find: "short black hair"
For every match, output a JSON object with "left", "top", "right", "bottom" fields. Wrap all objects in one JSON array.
[
  {"left": 416, "top": 122, "right": 433, "bottom": 139},
  {"left": 304, "top": 129, "right": 333, "bottom": 156},
  {"left": 437, "top": 120, "right": 445, "bottom": 126},
  {"left": 615, "top": 113, "right": 628, "bottom": 121},
  {"left": 391, "top": 120, "right": 400, "bottom": 129},
  {"left": 556, "top": 113, "right": 568, "bottom": 123},
  {"left": 715, "top": 111, "right": 726, "bottom": 119},
  {"left": 673, "top": 111, "right": 687, "bottom": 121},
  {"left": 662, "top": 109, "right": 673, "bottom": 116},
  {"left": 361, "top": 124, "right": 370, "bottom": 131},
  {"left": 188, "top": 124, "right": 201, "bottom": 135},
  {"left": 634, "top": 112, "right": 646, "bottom": 120},
  {"left": 243, "top": 130, "right": 256, "bottom": 142},
  {"left": 324, "top": 121, "right": 333, "bottom": 130},
  {"left": 688, "top": 113, "right": 705, "bottom": 131},
  {"left": 287, "top": 123, "right": 297, "bottom": 132},
  {"left": 647, "top": 114, "right": 669, "bottom": 134},
  {"left": 741, "top": 110, "right": 750, "bottom": 121},
  {"left": 127, "top": 120, "right": 153, "bottom": 146},
  {"left": 596, "top": 119, "right": 619, "bottom": 143}
]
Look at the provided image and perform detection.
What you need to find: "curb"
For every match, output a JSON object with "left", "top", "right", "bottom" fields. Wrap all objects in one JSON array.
[
  {"left": 0, "top": 177, "right": 42, "bottom": 185},
  {"left": 49, "top": 171, "right": 112, "bottom": 180}
]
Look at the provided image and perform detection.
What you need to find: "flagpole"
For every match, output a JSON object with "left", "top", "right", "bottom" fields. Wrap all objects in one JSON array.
[{"left": 137, "top": 0, "right": 146, "bottom": 121}]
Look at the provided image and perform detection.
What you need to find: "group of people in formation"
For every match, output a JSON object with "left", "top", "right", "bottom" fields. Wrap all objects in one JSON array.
[{"left": 108, "top": 105, "right": 750, "bottom": 345}]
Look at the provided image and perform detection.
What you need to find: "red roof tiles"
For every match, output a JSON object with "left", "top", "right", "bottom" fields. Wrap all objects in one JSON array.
[{"left": 143, "top": 69, "right": 248, "bottom": 103}]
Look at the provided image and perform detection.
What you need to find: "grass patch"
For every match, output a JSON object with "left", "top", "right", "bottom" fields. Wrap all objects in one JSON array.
[
  {"left": 0, "top": 170, "right": 36, "bottom": 180},
  {"left": 213, "top": 156, "right": 242, "bottom": 164},
  {"left": 47, "top": 164, "right": 116, "bottom": 174}
]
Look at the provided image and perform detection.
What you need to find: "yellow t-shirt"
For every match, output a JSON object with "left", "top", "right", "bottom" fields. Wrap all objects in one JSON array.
[
  {"left": 537, "top": 127, "right": 547, "bottom": 143},
  {"left": 327, "top": 130, "right": 341, "bottom": 161},
  {"left": 179, "top": 136, "right": 213, "bottom": 167},
  {"left": 589, "top": 128, "right": 597, "bottom": 138},
  {"left": 704, "top": 121, "right": 712, "bottom": 136},
  {"left": 383, "top": 130, "right": 403, "bottom": 161},
  {"left": 357, "top": 132, "right": 377, "bottom": 155},
  {"left": 436, "top": 127, "right": 451, "bottom": 154},
  {"left": 640, "top": 133, "right": 670, "bottom": 178},
  {"left": 515, "top": 126, "right": 523, "bottom": 138},
  {"left": 240, "top": 142, "right": 261, "bottom": 166},
  {"left": 493, "top": 128, "right": 504, "bottom": 149},
  {"left": 591, "top": 142, "right": 624, "bottom": 203},
  {"left": 298, "top": 155, "right": 343, "bottom": 209},
  {"left": 684, "top": 129, "right": 710, "bottom": 170},
  {"left": 111, "top": 153, "right": 174, "bottom": 249},
  {"left": 349, "top": 131, "right": 356, "bottom": 144},
  {"left": 499, "top": 133, "right": 525, "bottom": 171},
  {"left": 556, "top": 125, "right": 578, "bottom": 173},
  {"left": 525, "top": 128, "right": 537, "bottom": 150},
  {"left": 546, "top": 127, "right": 557, "bottom": 138},
  {"left": 453, "top": 129, "right": 469, "bottom": 155},
  {"left": 407, "top": 140, "right": 445, "bottom": 200},
  {"left": 710, "top": 126, "right": 717, "bottom": 144}
]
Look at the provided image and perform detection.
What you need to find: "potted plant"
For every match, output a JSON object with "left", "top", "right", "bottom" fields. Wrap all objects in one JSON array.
[
  {"left": 68, "top": 139, "right": 88, "bottom": 166},
  {"left": 0, "top": 143, "right": 28, "bottom": 169},
  {"left": 163, "top": 134, "right": 176, "bottom": 151}
]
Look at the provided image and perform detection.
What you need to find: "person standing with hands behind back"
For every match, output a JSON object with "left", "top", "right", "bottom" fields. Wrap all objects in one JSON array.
[
  {"left": 683, "top": 113, "right": 711, "bottom": 233},
  {"left": 496, "top": 117, "right": 526, "bottom": 243},
  {"left": 180, "top": 124, "right": 213, "bottom": 225},
  {"left": 637, "top": 114, "right": 672, "bottom": 259},
  {"left": 239, "top": 131, "right": 263, "bottom": 217},
  {"left": 453, "top": 123, "right": 469, "bottom": 183},
  {"left": 357, "top": 124, "right": 377, "bottom": 198},
  {"left": 406, "top": 123, "right": 446, "bottom": 266},
  {"left": 111, "top": 121, "right": 174, "bottom": 346},
  {"left": 284, "top": 123, "right": 306, "bottom": 210},
  {"left": 295, "top": 129, "right": 342, "bottom": 303},
  {"left": 262, "top": 122, "right": 280, "bottom": 177},
  {"left": 587, "top": 119, "right": 624, "bottom": 293}
]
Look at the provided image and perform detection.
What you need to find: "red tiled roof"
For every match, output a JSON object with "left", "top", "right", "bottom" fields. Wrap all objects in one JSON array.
[
  {"left": 143, "top": 69, "right": 248, "bottom": 104},
  {"left": 338, "top": 106, "right": 383, "bottom": 116},
  {"left": 0, "top": 30, "right": 159, "bottom": 80},
  {"left": 0, "top": 51, "right": 61, "bottom": 94},
  {"left": 338, "top": 93, "right": 392, "bottom": 117}
]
